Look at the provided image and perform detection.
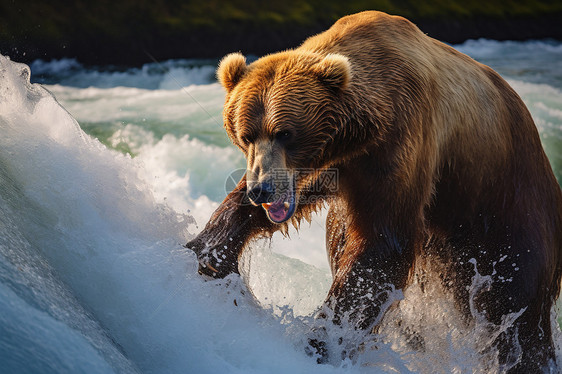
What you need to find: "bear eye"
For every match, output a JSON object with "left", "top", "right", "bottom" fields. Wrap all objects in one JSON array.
[
  {"left": 274, "top": 130, "right": 292, "bottom": 143},
  {"left": 240, "top": 132, "right": 256, "bottom": 146}
]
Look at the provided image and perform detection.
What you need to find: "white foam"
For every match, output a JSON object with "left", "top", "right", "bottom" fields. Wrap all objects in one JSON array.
[
  {"left": 30, "top": 58, "right": 83, "bottom": 75},
  {"left": 0, "top": 53, "right": 351, "bottom": 374},
  {"left": 455, "top": 39, "right": 562, "bottom": 58},
  {"left": 31, "top": 58, "right": 217, "bottom": 89},
  {"left": 108, "top": 123, "right": 244, "bottom": 226},
  {"left": 0, "top": 282, "right": 118, "bottom": 374},
  {"left": 46, "top": 83, "right": 225, "bottom": 128}
]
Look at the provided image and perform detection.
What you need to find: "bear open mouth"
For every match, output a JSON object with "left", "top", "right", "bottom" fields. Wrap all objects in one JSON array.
[{"left": 261, "top": 187, "right": 296, "bottom": 224}]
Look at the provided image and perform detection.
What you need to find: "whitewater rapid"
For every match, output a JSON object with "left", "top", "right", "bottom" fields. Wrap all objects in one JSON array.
[
  {"left": 1, "top": 39, "right": 562, "bottom": 373},
  {"left": 0, "top": 55, "right": 342, "bottom": 374}
]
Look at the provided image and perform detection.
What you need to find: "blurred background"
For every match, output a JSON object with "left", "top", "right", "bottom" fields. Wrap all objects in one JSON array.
[{"left": 2, "top": 0, "right": 562, "bottom": 66}]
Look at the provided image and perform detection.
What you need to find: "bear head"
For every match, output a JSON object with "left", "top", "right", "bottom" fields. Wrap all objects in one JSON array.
[{"left": 217, "top": 51, "right": 352, "bottom": 224}]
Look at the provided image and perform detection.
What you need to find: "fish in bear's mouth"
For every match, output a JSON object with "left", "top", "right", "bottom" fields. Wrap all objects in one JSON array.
[{"left": 261, "top": 185, "right": 296, "bottom": 223}]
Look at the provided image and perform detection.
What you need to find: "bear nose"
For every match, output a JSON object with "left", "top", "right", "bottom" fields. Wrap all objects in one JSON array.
[{"left": 247, "top": 182, "right": 275, "bottom": 205}]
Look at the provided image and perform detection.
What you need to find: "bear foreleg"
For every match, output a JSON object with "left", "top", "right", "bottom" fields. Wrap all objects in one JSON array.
[{"left": 185, "top": 175, "right": 276, "bottom": 278}]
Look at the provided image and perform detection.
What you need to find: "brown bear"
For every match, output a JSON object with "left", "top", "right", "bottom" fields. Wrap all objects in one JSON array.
[{"left": 186, "top": 11, "right": 562, "bottom": 372}]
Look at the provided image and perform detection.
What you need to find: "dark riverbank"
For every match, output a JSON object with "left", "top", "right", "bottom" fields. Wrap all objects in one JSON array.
[{"left": 2, "top": 0, "right": 562, "bottom": 66}]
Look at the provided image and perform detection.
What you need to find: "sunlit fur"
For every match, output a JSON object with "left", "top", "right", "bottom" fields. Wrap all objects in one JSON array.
[
  {"left": 220, "top": 50, "right": 355, "bottom": 227},
  {"left": 216, "top": 53, "right": 247, "bottom": 92}
]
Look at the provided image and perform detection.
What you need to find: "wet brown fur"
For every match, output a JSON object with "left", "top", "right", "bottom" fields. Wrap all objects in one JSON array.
[{"left": 187, "top": 11, "right": 562, "bottom": 372}]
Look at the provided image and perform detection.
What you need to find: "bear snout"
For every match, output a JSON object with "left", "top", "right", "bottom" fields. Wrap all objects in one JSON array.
[{"left": 247, "top": 181, "right": 275, "bottom": 205}]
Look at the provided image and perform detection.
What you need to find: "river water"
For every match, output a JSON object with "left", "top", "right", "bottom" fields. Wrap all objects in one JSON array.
[{"left": 1, "top": 39, "right": 561, "bottom": 373}]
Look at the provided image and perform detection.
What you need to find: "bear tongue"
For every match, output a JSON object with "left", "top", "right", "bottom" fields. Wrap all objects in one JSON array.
[{"left": 262, "top": 200, "right": 290, "bottom": 222}]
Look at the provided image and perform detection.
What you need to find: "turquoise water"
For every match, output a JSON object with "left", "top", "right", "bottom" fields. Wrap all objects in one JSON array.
[
  {"left": 31, "top": 40, "right": 562, "bottom": 190},
  {"left": 0, "top": 39, "right": 561, "bottom": 373}
]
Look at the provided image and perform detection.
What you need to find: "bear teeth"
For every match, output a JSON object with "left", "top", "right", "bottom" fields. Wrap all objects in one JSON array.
[{"left": 262, "top": 202, "right": 290, "bottom": 211}]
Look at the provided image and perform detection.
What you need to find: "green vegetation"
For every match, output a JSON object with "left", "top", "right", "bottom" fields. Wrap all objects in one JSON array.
[{"left": 1, "top": 0, "right": 561, "bottom": 65}]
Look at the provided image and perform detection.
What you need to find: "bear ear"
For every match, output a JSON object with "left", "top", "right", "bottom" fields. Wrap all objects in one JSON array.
[
  {"left": 312, "top": 53, "right": 351, "bottom": 90},
  {"left": 217, "top": 53, "right": 247, "bottom": 92}
]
